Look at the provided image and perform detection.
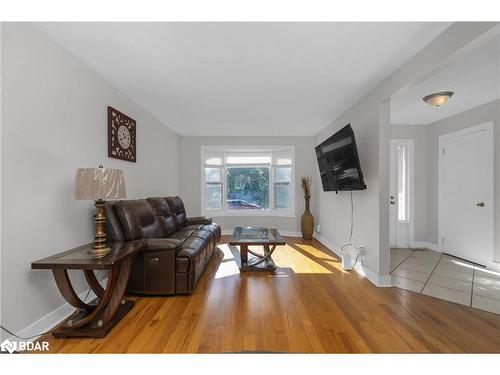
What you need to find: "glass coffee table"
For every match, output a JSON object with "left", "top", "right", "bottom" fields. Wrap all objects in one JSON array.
[{"left": 230, "top": 227, "right": 286, "bottom": 272}]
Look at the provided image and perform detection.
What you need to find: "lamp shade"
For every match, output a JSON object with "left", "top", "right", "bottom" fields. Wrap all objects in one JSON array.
[
  {"left": 74, "top": 166, "right": 126, "bottom": 200},
  {"left": 423, "top": 91, "right": 454, "bottom": 107}
]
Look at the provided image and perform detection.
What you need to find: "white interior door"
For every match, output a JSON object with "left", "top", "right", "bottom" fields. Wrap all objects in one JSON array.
[
  {"left": 390, "top": 140, "right": 414, "bottom": 248},
  {"left": 440, "top": 122, "right": 494, "bottom": 266}
]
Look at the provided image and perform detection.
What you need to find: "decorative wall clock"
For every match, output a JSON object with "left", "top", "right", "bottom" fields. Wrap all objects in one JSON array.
[{"left": 108, "top": 106, "right": 136, "bottom": 162}]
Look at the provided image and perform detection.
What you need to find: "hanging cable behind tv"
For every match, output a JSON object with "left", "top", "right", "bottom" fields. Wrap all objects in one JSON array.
[{"left": 340, "top": 190, "right": 365, "bottom": 270}]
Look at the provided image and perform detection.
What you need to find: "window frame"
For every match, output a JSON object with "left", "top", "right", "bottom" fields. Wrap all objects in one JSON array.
[
  {"left": 204, "top": 167, "right": 223, "bottom": 211},
  {"left": 273, "top": 166, "right": 292, "bottom": 209},
  {"left": 201, "top": 146, "right": 295, "bottom": 217}
]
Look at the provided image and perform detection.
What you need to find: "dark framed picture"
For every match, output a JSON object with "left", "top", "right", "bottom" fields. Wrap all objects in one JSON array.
[{"left": 107, "top": 106, "right": 136, "bottom": 162}]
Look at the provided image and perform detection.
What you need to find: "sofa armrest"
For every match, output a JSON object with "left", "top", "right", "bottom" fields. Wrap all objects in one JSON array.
[
  {"left": 144, "top": 238, "right": 182, "bottom": 252},
  {"left": 185, "top": 216, "right": 213, "bottom": 225}
]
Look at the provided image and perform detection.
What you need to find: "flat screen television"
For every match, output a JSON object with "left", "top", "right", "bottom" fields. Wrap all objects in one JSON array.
[{"left": 315, "top": 124, "right": 367, "bottom": 193}]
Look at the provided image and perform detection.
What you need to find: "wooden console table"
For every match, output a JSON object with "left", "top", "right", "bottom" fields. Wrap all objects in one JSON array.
[{"left": 31, "top": 240, "right": 145, "bottom": 338}]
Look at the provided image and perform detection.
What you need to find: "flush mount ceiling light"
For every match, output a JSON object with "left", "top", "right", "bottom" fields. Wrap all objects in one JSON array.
[{"left": 423, "top": 91, "right": 454, "bottom": 107}]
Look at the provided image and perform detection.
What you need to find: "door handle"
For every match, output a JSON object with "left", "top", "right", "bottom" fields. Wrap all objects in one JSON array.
[{"left": 476, "top": 202, "right": 485, "bottom": 207}]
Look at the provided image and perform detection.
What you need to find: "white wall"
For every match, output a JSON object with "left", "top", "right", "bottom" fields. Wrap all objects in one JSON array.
[
  {"left": 0, "top": 23, "right": 181, "bottom": 338},
  {"left": 314, "top": 23, "right": 498, "bottom": 285},
  {"left": 180, "top": 136, "right": 316, "bottom": 234}
]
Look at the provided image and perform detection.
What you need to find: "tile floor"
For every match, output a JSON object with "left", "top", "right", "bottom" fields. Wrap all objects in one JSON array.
[{"left": 390, "top": 248, "right": 500, "bottom": 315}]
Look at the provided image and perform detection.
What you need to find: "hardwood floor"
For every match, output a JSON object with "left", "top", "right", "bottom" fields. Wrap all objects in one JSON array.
[{"left": 41, "top": 236, "right": 500, "bottom": 353}]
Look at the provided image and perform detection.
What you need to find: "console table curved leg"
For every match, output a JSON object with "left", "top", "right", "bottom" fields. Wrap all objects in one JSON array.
[
  {"left": 52, "top": 259, "right": 134, "bottom": 338},
  {"left": 84, "top": 270, "right": 106, "bottom": 299},
  {"left": 99, "top": 258, "right": 132, "bottom": 325},
  {"left": 66, "top": 268, "right": 119, "bottom": 329},
  {"left": 52, "top": 269, "right": 94, "bottom": 309}
]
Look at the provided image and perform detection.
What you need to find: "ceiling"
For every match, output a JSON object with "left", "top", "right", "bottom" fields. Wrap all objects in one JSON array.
[
  {"left": 391, "top": 35, "right": 500, "bottom": 125},
  {"left": 36, "top": 22, "right": 450, "bottom": 136}
]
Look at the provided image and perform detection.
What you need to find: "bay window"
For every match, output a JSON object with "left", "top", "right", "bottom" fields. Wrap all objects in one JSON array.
[{"left": 201, "top": 146, "right": 295, "bottom": 217}]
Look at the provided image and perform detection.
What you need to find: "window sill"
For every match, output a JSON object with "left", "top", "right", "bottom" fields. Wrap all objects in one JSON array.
[{"left": 204, "top": 209, "right": 296, "bottom": 218}]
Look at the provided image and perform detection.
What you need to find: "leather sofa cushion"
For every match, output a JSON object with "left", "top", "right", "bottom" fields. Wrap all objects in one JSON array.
[
  {"left": 183, "top": 224, "right": 204, "bottom": 231},
  {"left": 177, "top": 237, "right": 206, "bottom": 257},
  {"left": 145, "top": 238, "right": 181, "bottom": 251},
  {"left": 147, "top": 197, "right": 177, "bottom": 236},
  {"left": 166, "top": 196, "right": 187, "bottom": 230},
  {"left": 168, "top": 229, "right": 195, "bottom": 242},
  {"left": 115, "top": 199, "right": 162, "bottom": 241},
  {"left": 201, "top": 224, "right": 222, "bottom": 243},
  {"left": 189, "top": 230, "right": 215, "bottom": 248}
]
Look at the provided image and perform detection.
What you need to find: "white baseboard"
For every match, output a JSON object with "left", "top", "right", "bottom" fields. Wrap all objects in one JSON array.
[
  {"left": 314, "top": 234, "right": 392, "bottom": 288},
  {"left": 414, "top": 242, "right": 441, "bottom": 252},
  {"left": 6, "top": 278, "right": 106, "bottom": 343},
  {"left": 354, "top": 264, "right": 393, "bottom": 287}
]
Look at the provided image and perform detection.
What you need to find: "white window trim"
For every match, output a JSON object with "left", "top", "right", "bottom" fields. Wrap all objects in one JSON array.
[{"left": 201, "top": 145, "right": 295, "bottom": 218}]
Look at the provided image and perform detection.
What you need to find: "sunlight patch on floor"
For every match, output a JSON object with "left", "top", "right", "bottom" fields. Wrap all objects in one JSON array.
[
  {"left": 214, "top": 244, "right": 240, "bottom": 279},
  {"left": 214, "top": 260, "right": 240, "bottom": 279},
  {"left": 212, "top": 240, "right": 346, "bottom": 277},
  {"left": 286, "top": 242, "right": 344, "bottom": 273},
  {"left": 293, "top": 243, "right": 338, "bottom": 260},
  {"left": 274, "top": 244, "right": 335, "bottom": 274}
]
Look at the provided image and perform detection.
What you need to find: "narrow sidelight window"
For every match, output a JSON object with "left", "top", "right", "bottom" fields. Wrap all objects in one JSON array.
[{"left": 397, "top": 144, "right": 408, "bottom": 222}]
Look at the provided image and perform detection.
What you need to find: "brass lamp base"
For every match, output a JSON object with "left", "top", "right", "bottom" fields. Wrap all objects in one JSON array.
[
  {"left": 88, "top": 199, "right": 112, "bottom": 259},
  {"left": 88, "top": 246, "right": 111, "bottom": 259}
]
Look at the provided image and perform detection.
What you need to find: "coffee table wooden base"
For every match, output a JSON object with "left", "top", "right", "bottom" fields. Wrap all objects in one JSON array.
[
  {"left": 240, "top": 258, "right": 276, "bottom": 272},
  {"left": 239, "top": 244, "right": 277, "bottom": 272}
]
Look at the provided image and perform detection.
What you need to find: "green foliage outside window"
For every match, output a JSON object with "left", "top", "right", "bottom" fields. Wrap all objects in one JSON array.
[{"left": 226, "top": 167, "right": 269, "bottom": 209}]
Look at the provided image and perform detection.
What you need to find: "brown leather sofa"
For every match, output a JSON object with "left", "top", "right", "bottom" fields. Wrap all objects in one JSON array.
[{"left": 104, "top": 196, "right": 221, "bottom": 295}]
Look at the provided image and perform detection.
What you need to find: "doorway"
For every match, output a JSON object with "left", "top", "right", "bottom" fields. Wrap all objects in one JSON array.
[
  {"left": 439, "top": 122, "right": 494, "bottom": 267},
  {"left": 389, "top": 139, "right": 414, "bottom": 248}
]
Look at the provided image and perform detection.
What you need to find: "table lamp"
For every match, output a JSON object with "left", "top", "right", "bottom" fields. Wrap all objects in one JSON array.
[{"left": 75, "top": 165, "right": 126, "bottom": 258}]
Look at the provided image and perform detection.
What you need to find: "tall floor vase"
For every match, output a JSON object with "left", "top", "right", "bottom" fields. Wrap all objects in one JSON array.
[{"left": 301, "top": 195, "right": 314, "bottom": 240}]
